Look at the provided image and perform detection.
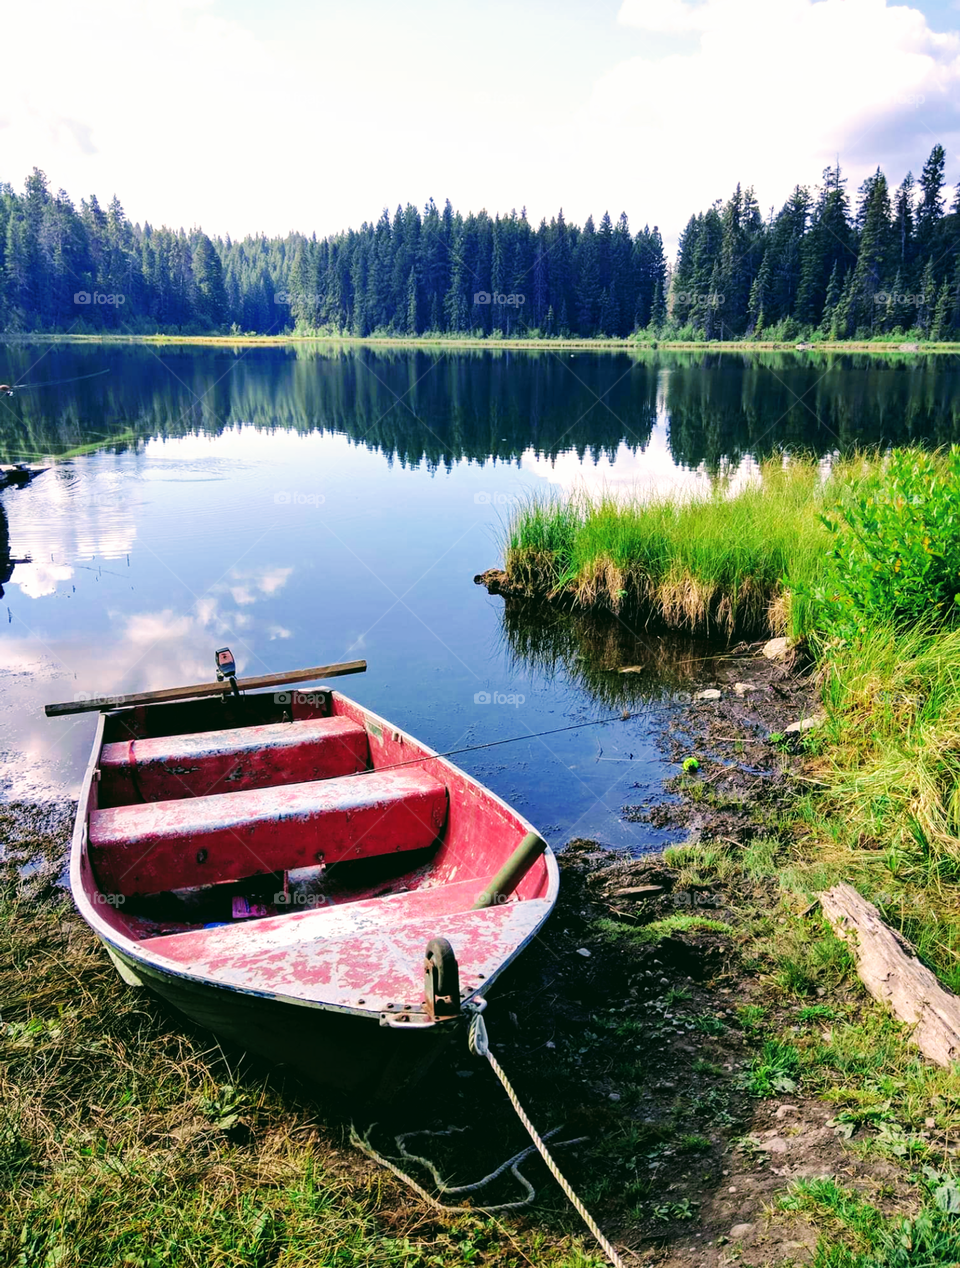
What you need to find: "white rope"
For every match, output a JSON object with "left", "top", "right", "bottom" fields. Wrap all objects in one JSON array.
[
  {"left": 468, "top": 1013, "right": 630, "bottom": 1268},
  {"left": 348, "top": 1121, "right": 585, "bottom": 1212}
]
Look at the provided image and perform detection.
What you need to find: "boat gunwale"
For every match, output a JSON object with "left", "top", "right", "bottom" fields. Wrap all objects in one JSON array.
[{"left": 69, "top": 690, "right": 559, "bottom": 1025}]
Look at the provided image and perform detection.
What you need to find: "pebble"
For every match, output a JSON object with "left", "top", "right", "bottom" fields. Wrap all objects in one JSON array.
[
  {"left": 785, "top": 713, "right": 826, "bottom": 734},
  {"left": 762, "top": 636, "right": 792, "bottom": 660},
  {"left": 776, "top": 1104, "right": 800, "bottom": 1119},
  {"left": 760, "top": 1136, "right": 788, "bottom": 1153},
  {"left": 695, "top": 689, "right": 722, "bottom": 701},
  {"left": 545, "top": 1040, "right": 556, "bottom": 1049},
  {"left": 732, "top": 682, "right": 756, "bottom": 696},
  {"left": 609, "top": 1092, "right": 621, "bottom": 1102},
  {"left": 576, "top": 947, "right": 592, "bottom": 957},
  {"left": 730, "top": 1224, "right": 754, "bottom": 1240},
  {"left": 660, "top": 976, "right": 669, "bottom": 986},
  {"left": 926, "top": 1117, "right": 936, "bottom": 1128}
]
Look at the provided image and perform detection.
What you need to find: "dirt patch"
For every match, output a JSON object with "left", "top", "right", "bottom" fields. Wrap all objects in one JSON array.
[{"left": 621, "top": 641, "right": 820, "bottom": 846}]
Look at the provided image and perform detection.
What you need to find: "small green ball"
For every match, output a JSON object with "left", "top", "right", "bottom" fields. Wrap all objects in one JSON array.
[{"left": 682, "top": 757, "right": 700, "bottom": 772}]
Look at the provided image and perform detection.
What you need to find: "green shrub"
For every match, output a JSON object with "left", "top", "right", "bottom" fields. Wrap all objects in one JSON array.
[{"left": 815, "top": 448, "right": 960, "bottom": 637}]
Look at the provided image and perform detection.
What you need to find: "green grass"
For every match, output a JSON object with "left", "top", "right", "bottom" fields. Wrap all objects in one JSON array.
[
  {"left": 502, "top": 455, "right": 839, "bottom": 636},
  {"left": 595, "top": 913, "right": 735, "bottom": 946},
  {"left": 780, "top": 1177, "right": 960, "bottom": 1267}
]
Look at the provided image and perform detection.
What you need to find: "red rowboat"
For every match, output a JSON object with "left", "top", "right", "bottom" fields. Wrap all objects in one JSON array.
[{"left": 50, "top": 656, "right": 558, "bottom": 1097}]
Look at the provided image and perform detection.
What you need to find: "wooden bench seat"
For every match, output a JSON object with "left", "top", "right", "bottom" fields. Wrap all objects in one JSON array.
[
  {"left": 90, "top": 767, "right": 448, "bottom": 897},
  {"left": 98, "top": 717, "right": 368, "bottom": 807}
]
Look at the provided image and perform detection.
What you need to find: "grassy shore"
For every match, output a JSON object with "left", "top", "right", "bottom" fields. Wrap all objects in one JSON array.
[{"left": 501, "top": 457, "right": 842, "bottom": 637}]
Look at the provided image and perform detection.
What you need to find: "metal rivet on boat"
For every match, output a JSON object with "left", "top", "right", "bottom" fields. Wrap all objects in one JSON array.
[
  {"left": 314, "top": 851, "right": 324, "bottom": 862},
  {"left": 358, "top": 998, "right": 365, "bottom": 1005},
  {"left": 386, "top": 1002, "right": 394, "bottom": 1009},
  {"left": 196, "top": 849, "right": 207, "bottom": 864}
]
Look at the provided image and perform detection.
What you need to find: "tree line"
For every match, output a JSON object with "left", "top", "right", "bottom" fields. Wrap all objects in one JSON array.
[
  {"left": 674, "top": 144, "right": 960, "bottom": 341},
  {"left": 1, "top": 143, "right": 959, "bottom": 340}
]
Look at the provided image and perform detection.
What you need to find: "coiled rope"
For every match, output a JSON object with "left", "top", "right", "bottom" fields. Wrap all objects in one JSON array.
[
  {"left": 350, "top": 1014, "right": 629, "bottom": 1268},
  {"left": 349, "top": 1122, "right": 586, "bottom": 1212}
]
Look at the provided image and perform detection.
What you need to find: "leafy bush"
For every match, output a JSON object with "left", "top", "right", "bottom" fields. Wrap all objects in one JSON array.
[{"left": 815, "top": 448, "right": 960, "bottom": 637}]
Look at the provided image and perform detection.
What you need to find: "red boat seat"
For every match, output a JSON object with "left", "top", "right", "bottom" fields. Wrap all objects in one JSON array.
[
  {"left": 98, "top": 717, "right": 368, "bottom": 807},
  {"left": 90, "top": 767, "right": 448, "bottom": 898}
]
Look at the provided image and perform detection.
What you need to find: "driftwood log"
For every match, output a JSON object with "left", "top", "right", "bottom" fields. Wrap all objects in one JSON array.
[{"left": 819, "top": 882, "right": 960, "bottom": 1067}]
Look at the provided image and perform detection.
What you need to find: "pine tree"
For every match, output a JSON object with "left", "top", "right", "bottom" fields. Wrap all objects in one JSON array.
[
  {"left": 192, "top": 233, "right": 227, "bottom": 328},
  {"left": 931, "top": 279, "right": 952, "bottom": 342},
  {"left": 405, "top": 266, "right": 418, "bottom": 334},
  {"left": 574, "top": 215, "right": 600, "bottom": 334},
  {"left": 819, "top": 261, "right": 842, "bottom": 335},
  {"left": 917, "top": 143, "right": 946, "bottom": 260},
  {"left": 834, "top": 172, "right": 891, "bottom": 337},
  {"left": 918, "top": 258, "right": 937, "bottom": 336}
]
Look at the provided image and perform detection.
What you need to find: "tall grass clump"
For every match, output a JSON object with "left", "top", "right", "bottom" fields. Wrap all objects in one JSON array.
[{"left": 504, "top": 457, "right": 832, "bottom": 637}]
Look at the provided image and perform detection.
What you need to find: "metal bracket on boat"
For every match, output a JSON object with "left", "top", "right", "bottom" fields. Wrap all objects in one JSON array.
[
  {"left": 379, "top": 1004, "right": 430, "bottom": 1028},
  {"left": 423, "top": 936, "right": 461, "bottom": 1023}
]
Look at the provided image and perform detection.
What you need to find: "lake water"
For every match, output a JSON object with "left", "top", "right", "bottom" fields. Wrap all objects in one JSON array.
[{"left": 2, "top": 342, "right": 959, "bottom": 851}]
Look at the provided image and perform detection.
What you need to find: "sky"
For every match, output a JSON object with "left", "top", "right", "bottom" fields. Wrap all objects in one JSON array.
[{"left": 4, "top": 0, "right": 960, "bottom": 254}]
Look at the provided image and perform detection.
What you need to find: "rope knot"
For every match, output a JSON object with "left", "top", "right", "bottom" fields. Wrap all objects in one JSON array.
[{"left": 467, "top": 1011, "right": 489, "bottom": 1058}]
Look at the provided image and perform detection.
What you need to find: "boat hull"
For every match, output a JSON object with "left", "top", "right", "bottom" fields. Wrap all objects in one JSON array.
[{"left": 103, "top": 938, "right": 456, "bottom": 1098}]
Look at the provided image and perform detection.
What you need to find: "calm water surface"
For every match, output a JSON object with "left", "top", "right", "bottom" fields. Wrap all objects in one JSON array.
[{"left": 2, "top": 343, "right": 959, "bottom": 851}]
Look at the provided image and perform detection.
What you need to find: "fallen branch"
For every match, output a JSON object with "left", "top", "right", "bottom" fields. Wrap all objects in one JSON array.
[{"left": 819, "top": 882, "right": 960, "bottom": 1067}]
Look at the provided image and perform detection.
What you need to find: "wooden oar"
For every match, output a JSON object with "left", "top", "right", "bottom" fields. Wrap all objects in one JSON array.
[{"left": 44, "top": 660, "right": 367, "bottom": 717}]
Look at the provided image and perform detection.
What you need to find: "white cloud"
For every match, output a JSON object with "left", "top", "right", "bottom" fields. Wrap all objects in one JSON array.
[
  {"left": 2, "top": 0, "right": 958, "bottom": 256},
  {"left": 12, "top": 562, "right": 73, "bottom": 599},
  {"left": 598, "top": 0, "right": 960, "bottom": 246}
]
